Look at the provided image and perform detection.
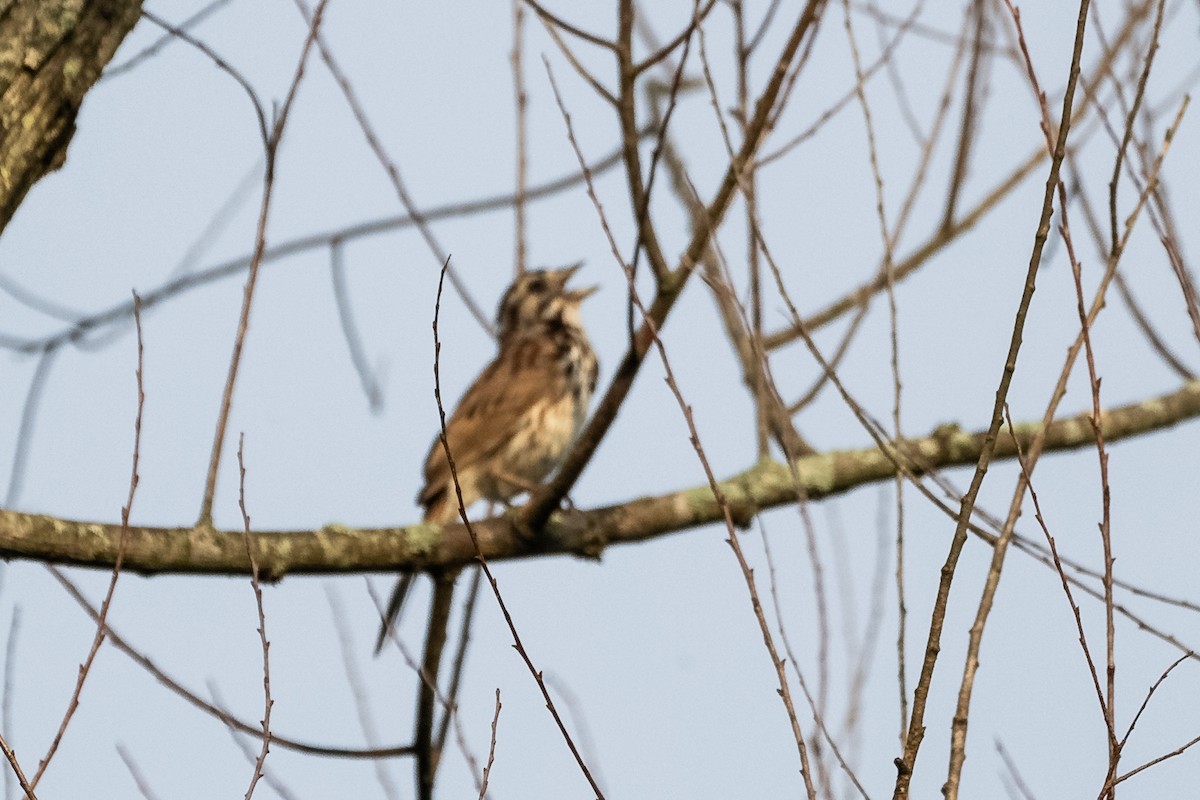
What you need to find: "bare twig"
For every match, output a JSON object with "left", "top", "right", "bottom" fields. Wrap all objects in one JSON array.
[
  {"left": 49, "top": 565, "right": 412, "bottom": 759},
  {"left": 764, "top": 0, "right": 1156, "bottom": 351},
  {"left": 1111, "top": 730, "right": 1200, "bottom": 787},
  {"left": 198, "top": 0, "right": 329, "bottom": 525},
  {"left": 1119, "top": 653, "right": 1192, "bottom": 751},
  {"left": 105, "top": 1, "right": 238, "bottom": 80},
  {"left": 761, "top": 521, "right": 872, "bottom": 799},
  {"left": 842, "top": 0, "right": 910, "bottom": 754},
  {"left": 293, "top": 0, "right": 494, "bottom": 335},
  {"left": 430, "top": 259, "right": 606, "bottom": 799},
  {"left": 634, "top": 0, "right": 720, "bottom": 76},
  {"left": 208, "top": 684, "right": 298, "bottom": 800},
  {"left": 366, "top": 581, "right": 486, "bottom": 792},
  {"left": 478, "top": 690, "right": 501, "bottom": 800},
  {"left": 1004, "top": 401, "right": 1109, "bottom": 760},
  {"left": 433, "top": 568, "right": 483, "bottom": 772},
  {"left": 940, "top": 0, "right": 989, "bottom": 229},
  {"left": 30, "top": 294, "right": 146, "bottom": 789},
  {"left": 524, "top": 0, "right": 616, "bottom": 50},
  {"left": 235, "top": 437, "right": 273, "bottom": 800},
  {"left": 0, "top": 134, "right": 654, "bottom": 359},
  {"left": 894, "top": 1, "right": 1092, "bottom": 794},
  {"left": 551, "top": 44, "right": 823, "bottom": 793},
  {"left": 139, "top": 9, "right": 268, "bottom": 142},
  {"left": 0, "top": 734, "right": 35, "bottom": 800},
  {"left": 525, "top": 0, "right": 829, "bottom": 529}
]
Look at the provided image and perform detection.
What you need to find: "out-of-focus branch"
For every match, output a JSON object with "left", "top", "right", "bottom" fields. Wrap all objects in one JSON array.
[
  {"left": 762, "top": 0, "right": 1159, "bottom": 350},
  {"left": 0, "top": 137, "right": 649, "bottom": 357}
]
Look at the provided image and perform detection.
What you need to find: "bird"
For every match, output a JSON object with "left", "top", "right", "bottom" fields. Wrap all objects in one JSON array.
[{"left": 375, "top": 264, "right": 598, "bottom": 800}]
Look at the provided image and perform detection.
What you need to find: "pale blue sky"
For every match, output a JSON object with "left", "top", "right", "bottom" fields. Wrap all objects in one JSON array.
[{"left": 1, "top": 2, "right": 1199, "bottom": 798}]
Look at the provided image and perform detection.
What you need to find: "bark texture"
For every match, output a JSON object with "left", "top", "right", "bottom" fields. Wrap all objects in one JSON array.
[{"left": 0, "top": 0, "right": 143, "bottom": 232}]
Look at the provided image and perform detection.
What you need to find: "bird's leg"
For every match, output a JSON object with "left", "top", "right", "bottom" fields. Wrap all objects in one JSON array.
[
  {"left": 491, "top": 468, "right": 543, "bottom": 497},
  {"left": 415, "top": 568, "right": 459, "bottom": 800},
  {"left": 491, "top": 469, "right": 580, "bottom": 515}
]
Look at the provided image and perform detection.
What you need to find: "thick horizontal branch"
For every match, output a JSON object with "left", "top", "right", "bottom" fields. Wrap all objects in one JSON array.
[{"left": 2, "top": 381, "right": 1197, "bottom": 577}]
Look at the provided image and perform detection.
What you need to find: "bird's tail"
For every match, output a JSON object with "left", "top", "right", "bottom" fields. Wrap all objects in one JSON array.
[
  {"left": 373, "top": 490, "right": 457, "bottom": 653},
  {"left": 374, "top": 573, "right": 415, "bottom": 654}
]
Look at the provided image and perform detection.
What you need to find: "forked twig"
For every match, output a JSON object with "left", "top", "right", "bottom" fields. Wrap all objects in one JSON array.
[{"left": 198, "top": 0, "right": 330, "bottom": 524}]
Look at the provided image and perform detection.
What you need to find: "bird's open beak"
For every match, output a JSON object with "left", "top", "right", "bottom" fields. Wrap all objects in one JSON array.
[{"left": 559, "top": 262, "right": 597, "bottom": 301}]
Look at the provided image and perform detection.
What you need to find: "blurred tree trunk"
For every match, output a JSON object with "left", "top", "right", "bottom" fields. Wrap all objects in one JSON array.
[{"left": 0, "top": 0, "right": 142, "bottom": 232}]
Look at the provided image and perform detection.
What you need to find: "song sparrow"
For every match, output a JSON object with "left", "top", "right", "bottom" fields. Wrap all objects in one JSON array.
[{"left": 376, "top": 264, "right": 598, "bottom": 799}]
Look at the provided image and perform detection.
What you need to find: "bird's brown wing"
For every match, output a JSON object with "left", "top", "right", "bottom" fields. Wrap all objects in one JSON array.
[{"left": 418, "top": 337, "right": 562, "bottom": 515}]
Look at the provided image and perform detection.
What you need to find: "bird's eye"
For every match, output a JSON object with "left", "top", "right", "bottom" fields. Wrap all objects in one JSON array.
[{"left": 526, "top": 276, "right": 547, "bottom": 294}]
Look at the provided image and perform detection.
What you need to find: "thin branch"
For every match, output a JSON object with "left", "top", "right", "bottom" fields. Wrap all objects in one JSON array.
[
  {"left": 522, "top": 0, "right": 617, "bottom": 50},
  {"left": 525, "top": 0, "right": 830, "bottom": 529},
  {"left": 208, "top": 684, "right": 298, "bottom": 800},
  {"left": 1004, "top": 406, "right": 1107, "bottom": 759},
  {"left": 104, "top": 1, "right": 238, "bottom": 80},
  {"left": 198, "top": 0, "right": 329, "bottom": 524},
  {"left": 140, "top": 10, "right": 268, "bottom": 145},
  {"left": 1119, "top": 653, "right": 1192, "bottom": 751},
  {"left": 478, "top": 690, "right": 501, "bottom": 800},
  {"left": 48, "top": 566, "right": 414, "bottom": 759},
  {"left": 0, "top": 135, "right": 649, "bottom": 359},
  {"left": 29, "top": 294, "right": 145, "bottom": 790},
  {"left": 433, "top": 568, "right": 483, "bottom": 772},
  {"left": 633, "top": 0, "right": 720, "bottom": 75},
  {"left": 235, "top": 437, "right": 273, "bottom": 800},
  {"left": 995, "top": 740, "right": 1038, "bottom": 800},
  {"left": 1111, "top": 731, "right": 1200, "bottom": 786},
  {"left": 895, "top": 3, "right": 1092, "bottom": 794},
  {"left": 940, "top": 0, "right": 989, "bottom": 230},
  {"left": 429, "top": 260, "right": 607, "bottom": 799},
  {"left": 763, "top": 0, "right": 1157, "bottom": 350},
  {"left": 761, "top": 521, "right": 872, "bottom": 799},
  {"left": 0, "top": 734, "right": 35, "bottom": 800},
  {"left": 294, "top": 0, "right": 494, "bottom": 335}
]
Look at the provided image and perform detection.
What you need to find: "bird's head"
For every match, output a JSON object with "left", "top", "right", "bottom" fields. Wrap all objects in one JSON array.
[{"left": 496, "top": 263, "right": 597, "bottom": 338}]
